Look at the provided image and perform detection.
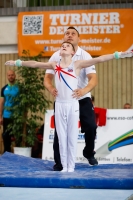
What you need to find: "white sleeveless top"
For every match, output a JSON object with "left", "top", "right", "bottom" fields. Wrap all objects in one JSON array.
[{"left": 55, "top": 61, "right": 78, "bottom": 102}]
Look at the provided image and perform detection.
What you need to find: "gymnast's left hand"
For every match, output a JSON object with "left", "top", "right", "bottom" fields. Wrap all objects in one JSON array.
[{"left": 5, "top": 60, "right": 15, "bottom": 66}]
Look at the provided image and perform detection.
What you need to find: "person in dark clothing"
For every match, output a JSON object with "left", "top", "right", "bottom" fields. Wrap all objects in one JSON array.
[{"left": 0, "top": 70, "right": 19, "bottom": 152}]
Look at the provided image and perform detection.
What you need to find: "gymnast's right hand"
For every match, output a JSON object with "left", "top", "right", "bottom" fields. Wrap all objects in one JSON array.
[
  {"left": 49, "top": 87, "right": 58, "bottom": 97},
  {"left": 5, "top": 60, "right": 15, "bottom": 66}
]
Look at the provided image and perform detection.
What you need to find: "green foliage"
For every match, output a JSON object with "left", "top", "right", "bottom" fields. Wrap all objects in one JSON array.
[{"left": 8, "top": 50, "right": 51, "bottom": 147}]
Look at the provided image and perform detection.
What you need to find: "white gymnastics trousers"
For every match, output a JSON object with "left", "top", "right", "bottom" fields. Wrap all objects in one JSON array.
[{"left": 55, "top": 100, "right": 79, "bottom": 170}]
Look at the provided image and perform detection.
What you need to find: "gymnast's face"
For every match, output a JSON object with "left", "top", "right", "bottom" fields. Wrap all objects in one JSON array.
[{"left": 60, "top": 42, "right": 75, "bottom": 57}]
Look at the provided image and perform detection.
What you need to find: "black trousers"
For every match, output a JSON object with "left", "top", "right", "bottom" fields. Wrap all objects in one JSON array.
[
  {"left": 53, "top": 97, "right": 97, "bottom": 166},
  {"left": 2, "top": 118, "right": 13, "bottom": 153}
]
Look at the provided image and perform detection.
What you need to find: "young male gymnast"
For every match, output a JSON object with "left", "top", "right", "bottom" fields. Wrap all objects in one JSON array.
[{"left": 5, "top": 42, "right": 133, "bottom": 172}]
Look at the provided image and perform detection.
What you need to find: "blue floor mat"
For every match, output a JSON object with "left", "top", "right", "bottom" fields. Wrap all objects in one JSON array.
[{"left": 0, "top": 152, "right": 133, "bottom": 189}]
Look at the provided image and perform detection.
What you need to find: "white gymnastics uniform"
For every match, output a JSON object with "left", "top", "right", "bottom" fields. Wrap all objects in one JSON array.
[
  {"left": 54, "top": 61, "right": 79, "bottom": 171},
  {"left": 46, "top": 46, "right": 96, "bottom": 99}
]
